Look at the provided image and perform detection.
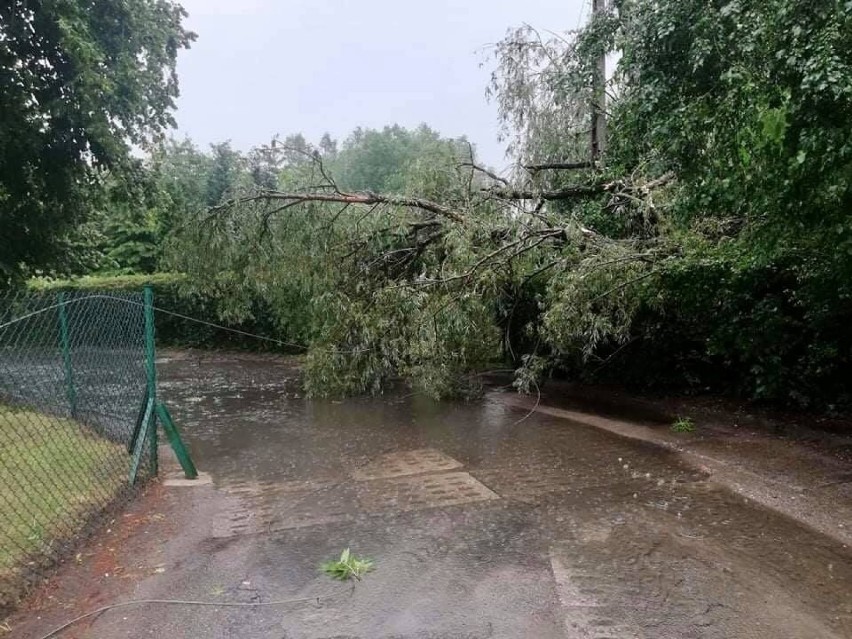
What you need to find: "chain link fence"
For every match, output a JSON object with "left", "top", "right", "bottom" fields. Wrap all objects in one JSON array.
[{"left": 0, "top": 289, "right": 156, "bottom": 614}]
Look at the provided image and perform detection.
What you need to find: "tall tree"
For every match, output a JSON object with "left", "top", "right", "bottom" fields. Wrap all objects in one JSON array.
[
  {"left": 205, "top": 142, "right": 245, "bottom": 206},
  {"left": 149, "top": 138, "right": 212, "bottom": 233},
  {"left": 0, "top": 0, "right": 194, "bottom": 286},
  {"left": 333, "top": 124, "right": 470, "bottom": 196},
  {"left": 319, "top": 133, "right": 338, "bottom": 158}
]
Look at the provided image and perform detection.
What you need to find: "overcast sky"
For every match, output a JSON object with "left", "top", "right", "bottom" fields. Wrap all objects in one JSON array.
[{"left": 173, "top": 0, "right": 586, "bottom": 170}]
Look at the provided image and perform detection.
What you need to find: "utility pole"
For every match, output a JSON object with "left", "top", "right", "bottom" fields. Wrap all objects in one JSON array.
[{"left": 590, "top": 0, "right": 607, "bottom": 163}]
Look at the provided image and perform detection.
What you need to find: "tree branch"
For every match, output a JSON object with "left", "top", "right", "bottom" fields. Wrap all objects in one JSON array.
[
  {"left": 401, "top": 228, "right": 565, "bottom": 288},
  {"left": 211, "top": 189, "right": 466, "bottom": 225},
  {"left": 483, "top": 172, "right": 674, "bottom": 202},
  {"left": 483, "top": 183, "right": 611, "bottom": 200},
  {"left": 459, "top": 162, "right": 510, "bottom": 186},
  {"left": 524, "top": 160, "right": 594, "bottom": 172}
]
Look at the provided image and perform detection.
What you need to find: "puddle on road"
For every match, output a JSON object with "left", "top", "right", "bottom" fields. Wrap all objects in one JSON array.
[{"left": 158, "top": 353, "right": 852, "bottom": 639}]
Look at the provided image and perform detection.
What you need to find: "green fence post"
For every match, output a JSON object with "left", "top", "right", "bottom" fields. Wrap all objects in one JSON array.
[
  {"left": 144, "top": 284, "right": 158, "bottom": 476},
  {"left": 128, "top": 387, "right": 150, "bottom": 454},
  {"left": 129, "top": 398, "right": 154, "bottom": 484},
  {"left": 156, "top": 402, "right": 198, "bottom": 479},
  {"left": 57, "top": 292, "right": 78, "bottom": 417}
]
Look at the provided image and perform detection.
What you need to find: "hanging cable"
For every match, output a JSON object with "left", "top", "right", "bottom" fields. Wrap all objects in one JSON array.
[{"left": 35, "top": 589, "right": 352, "bottom": 639}]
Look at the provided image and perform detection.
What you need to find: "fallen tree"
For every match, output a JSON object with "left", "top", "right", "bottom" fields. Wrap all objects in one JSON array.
[
  {"left": 170, "top": 0, "right": 852, "bottom": 407},
  {"left": 171, "top": 136, "right": 674, "bottom": 398}
]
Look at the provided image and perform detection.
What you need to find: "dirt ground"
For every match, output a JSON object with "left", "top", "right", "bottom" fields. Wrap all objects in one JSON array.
[{"left": 6, "top": 350, "right": 852, "bottom": 639}]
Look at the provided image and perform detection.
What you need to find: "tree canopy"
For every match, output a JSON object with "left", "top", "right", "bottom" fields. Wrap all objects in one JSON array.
[{"left": 0, "top": 0, "right": 194, "bottom": 286}]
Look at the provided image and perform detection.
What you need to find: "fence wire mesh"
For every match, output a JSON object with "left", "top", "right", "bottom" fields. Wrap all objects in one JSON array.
[{"left": 0, "top": 290, "right": 155, "bottom": 613}]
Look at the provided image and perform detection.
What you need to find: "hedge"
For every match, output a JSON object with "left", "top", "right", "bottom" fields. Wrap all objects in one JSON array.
[{"left": 28, "top": 274, "right": 301, "bottom": 352}]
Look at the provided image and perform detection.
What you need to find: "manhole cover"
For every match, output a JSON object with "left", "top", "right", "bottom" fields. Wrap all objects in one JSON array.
[
  {"left": 215, "top": 481, "right": 359, "bottom": 535},
  {"left": 223, "top": 477, "right": 336, "bottom": 497},
  {"left": 353, "top": 448, "right": 463, "bottom": 480},
  {"left": 358, "top": 471, "right": 499, "bottom": 512}
]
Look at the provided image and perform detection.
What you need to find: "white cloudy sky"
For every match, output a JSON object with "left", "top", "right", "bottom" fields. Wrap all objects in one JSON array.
[{"left": 173, "top": 0, "right": 586, "bottom": 169}]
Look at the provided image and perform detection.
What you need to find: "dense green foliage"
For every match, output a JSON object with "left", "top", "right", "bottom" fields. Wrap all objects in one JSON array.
[
  {"left": 478, "top": 0, "right": 852, "bottom": 407},
  {"left": 23, "top": 1, "right": 851, "bottom": 409},
  {"left": 0, "top": 0, "right": 193, "bottom": 287},
  {"left": 588, "top": 0, "right": 852, "bottom": 405},
  {"left": 76, "top": 126, "right": 473, "bottom": 276},
  {"left": 333, "top": 125, "right": 472, "bottom": 196},
  {"left": 165, "top": 0, "right": 851, "bottom": 408},
  {"left": 90, "top": 139, "right": 246, "bottom": 274},
  {"left": 30, "top": 273, "right": 293, "bottom": 351},
  {"left": 165, "top": 125, "right": 494, "bottom": 397}
]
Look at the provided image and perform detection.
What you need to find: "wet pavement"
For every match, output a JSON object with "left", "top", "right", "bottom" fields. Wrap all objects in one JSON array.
[{"left": 15, "top": 351, "right": 852, "bottom": 638}]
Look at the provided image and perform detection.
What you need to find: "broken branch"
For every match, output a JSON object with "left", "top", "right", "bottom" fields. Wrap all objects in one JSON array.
[
  {"left": 210, "top": 189, "right": 466, "bottom": 225},
  {"left": 524, "top": 160, "right": 594, "bottom": 172}
]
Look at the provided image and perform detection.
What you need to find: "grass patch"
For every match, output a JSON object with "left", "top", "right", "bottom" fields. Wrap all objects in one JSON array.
[
  {"left": 320, "top": 548, "right": 374, "bottom": 581},
  {"left": 670, "top": 416, "right": 696, "bottom": 433},
  {"left": 0, "top": 406, "right": 127, "bottom": 579}
]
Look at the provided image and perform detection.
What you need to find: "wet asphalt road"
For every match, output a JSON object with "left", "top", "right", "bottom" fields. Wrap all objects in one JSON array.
[{"left": 64, "top": 352, "right": 852, "bottom": 638}]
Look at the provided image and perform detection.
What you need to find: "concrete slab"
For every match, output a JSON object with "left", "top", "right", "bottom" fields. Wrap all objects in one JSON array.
[{"left": 162, "top": 471, "right": 213, "bottom": 487}]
